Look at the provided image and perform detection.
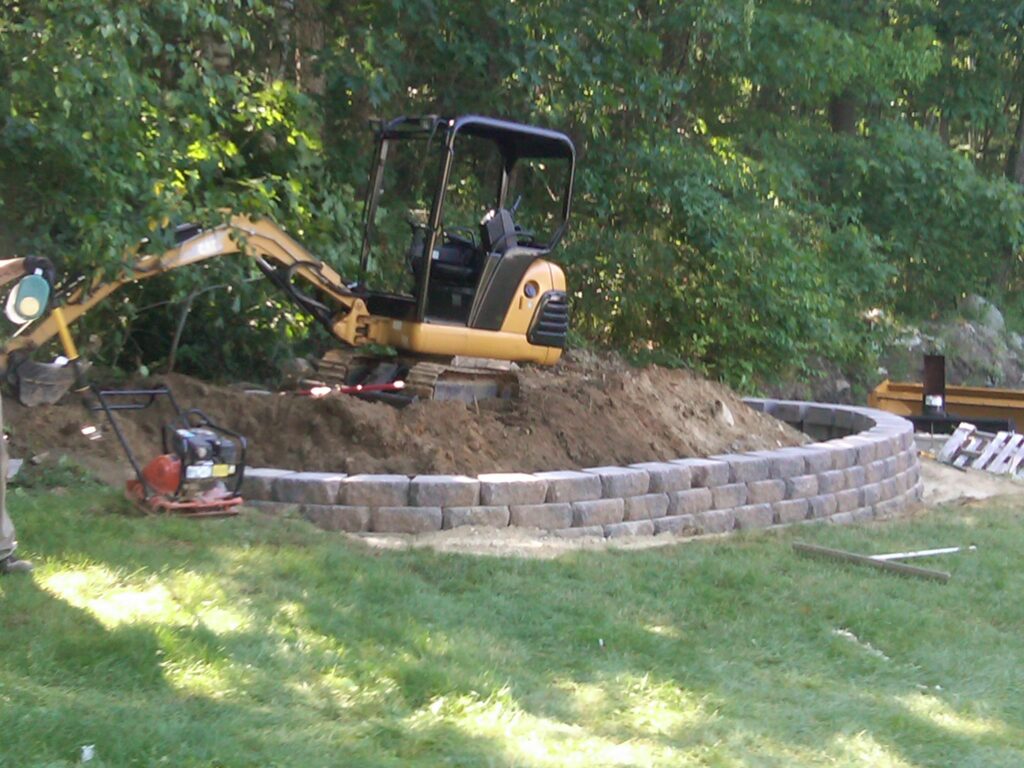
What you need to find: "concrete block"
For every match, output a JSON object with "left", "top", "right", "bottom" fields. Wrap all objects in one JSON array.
[
  {"left": 883, "top": 455, "right": 899, "bottom": 477},
  {"left": 862, "top": 483, "right": 882, "bottom": 506},
  {"left": 785, "top": 447, "right": 833, "bottom": 475},
  {"left": 773, "top": 499, "right": 809, "bottom": 524},
  {"left": 818, "top": 441, "right": 858, "bottom": 470},
  {"left": 871, "top": 435, "right": 898, "bottom": 460},
  {"left": 850, "top": 506, "right": 875, "bottom": 523},
  {"left": 509, "top": 502, "right": 572, "bottom": 530},
  {"left": 553, "top": 525, "right": 604, "bottom": 539},
  {"left": 785, "top": 474, "right": 819, "bottom": 499},
  {"left": 709, "top": 453, "right": 771, "bottom": 483},
  {"left": 409, "top": 475, "right": 479, "bottom": 507},
  {"left": 241, "top": 468, "right": 297, "bottom": 501},
  {"left": 800, "top": 517, "right": 829, "bottom": 526},
  {"left": 898, "top": 449, "right": 917, "bottom": 472},
  {"left": 748, "top": 451, "right": 806, "bottom": 479},
  {"left": 804, "top": 404, "right": 837, "bottom": 427},
  {"left": 829, "top": 511, "right": 855, "bottom": 526},
  {"left": 817, "top": 470, "right": 847, "bottom": 494},
  {"left": 443, "top": 505, "right": 510, "bottom": 529},
  {"left": 892, "top": 450, "right": 910, "bottom": 472},
  {"left": 371, "top": 506, "right": 442, "bottom": 533},
  {"left": 572, "top": 498, "right": 625, "bottom": 527},
  {"left": 881, "top": 477, "right": 900, "bottom": 500},
  {"left": 623, "top": 493, "right": 670, "bottom": 521},
  {"left": 844, "top": 465, "right": 866, "bottom": 489},
  {"left": 672, "top": 458, "right": 730, "bottom": 487},
  {"left": 301, "top": 504, "right": 371, "bottom": 532},
  {"left": 582, "top": 466, "right": 650, "bottom": 498},
  {"left": 852, "top": 413, "right": 878, "bottom": 431},
  {"left": 844, "top": 436, "right": 877, "bottom": 465},
  {"left": 533, "top": 470, "right": 602, "bottom": 503},
  {"left": 764, "top": 400, "right": 806, "bottom": 423},
  {"left": 900, "top": 430, "right": 915, "bottom": 450},
  {"left": 274, "top": 472, "right": 347, "bottom": 505},
  {"left": 746, "top": 479, "right": 785, "bottom": 505},
  {"left": 808, "top": 494, "right": 839, "bottom": 519},
  {"left": 604, "top": 520, "right": 655, "bottom": 538},
  {"left": 479, "top": 473, "right": 548, "bottom": 506},
  {"left": 835, "top": 488, "right": 861, "bottom": 513},
  {"left": 339, "top": 474, "right": 410, "bottom": 507},
  {"left": 667, "top": 487, "right": 713, "bottom": 516},
  {"left": 711, "top": 483, "right": 748, "bottom": 510},
  {"left": 874, "top": 497, "right": 904, "bottom": 520},
  {"left": 832, "top": 409, "right": 859, "bottom": 432},
  {"left": 744, "top": 398, "right": 769, "bottom": 412},
  {"left": 695, "top": 508, "right": 736, "bottom": 534},
  {"left": 803, "top": 423, "right": 835, "bottom": 441},
  {"left": 629, "top": 462, "right": 692, "bottom": 493},
  {"left": 866, "top": 460, "right": 886, "bottom": 484},
  {"left": 654, "top": 514, "right": 700, "bottom": 536},
  {"left": 732, "top": 503, "right": 773, "bottom": 530}
]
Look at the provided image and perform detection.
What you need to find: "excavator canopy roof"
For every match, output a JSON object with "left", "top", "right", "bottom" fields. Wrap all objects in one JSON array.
[{"left": 377, "top": 114, "right": 575, "bottom": 163}]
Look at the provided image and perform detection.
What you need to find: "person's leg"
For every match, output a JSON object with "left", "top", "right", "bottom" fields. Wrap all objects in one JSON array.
[
  {"left": 0, "top": 499, "right": 15, "bottom": 561},
  {"left": 0, "top": 391, "right": 31, "bottom": 574}
]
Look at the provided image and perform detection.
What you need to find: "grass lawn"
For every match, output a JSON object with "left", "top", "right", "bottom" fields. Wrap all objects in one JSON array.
[{"left": 2, "top": 477, "right": 1023, "bottom": 767}]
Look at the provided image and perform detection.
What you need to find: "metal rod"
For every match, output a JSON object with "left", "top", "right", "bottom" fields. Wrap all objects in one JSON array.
[
  {"left": 89, "top": 386, "right": 151, "bottom": 499},
  {"left": 793, "top": 542, "right": 951, "bottom": 583},
  {"left": 870, "top": 545, "right": 975, "bottom": 561}
]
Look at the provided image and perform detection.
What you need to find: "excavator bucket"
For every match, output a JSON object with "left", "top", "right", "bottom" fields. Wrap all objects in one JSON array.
[{"left": 9, "top": 359, "right": 76, "bottom": 407}]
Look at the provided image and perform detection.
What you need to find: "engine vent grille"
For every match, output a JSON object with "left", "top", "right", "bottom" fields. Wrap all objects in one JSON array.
[{"left": 528, "top": 291, "right": 569, "bottom": 348}]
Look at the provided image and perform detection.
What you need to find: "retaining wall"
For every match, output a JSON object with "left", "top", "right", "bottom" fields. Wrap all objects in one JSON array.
[{"left": 241, "top": 399, "right": 922, "bottom": 538}]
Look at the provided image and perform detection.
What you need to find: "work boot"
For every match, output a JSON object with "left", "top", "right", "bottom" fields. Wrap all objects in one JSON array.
[{"left": 0, "top": 555, "right": 33, "bottom": 574}]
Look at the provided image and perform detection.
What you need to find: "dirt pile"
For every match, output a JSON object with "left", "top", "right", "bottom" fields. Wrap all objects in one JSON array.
[{"left": 5, "top": 352, "right": 805, "bottom": 484}]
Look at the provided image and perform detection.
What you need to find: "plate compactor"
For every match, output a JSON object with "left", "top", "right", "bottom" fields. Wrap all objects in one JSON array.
[
  {"left": 4, "top": 258, "right": 248, "bottom": 516},
  {"left": 89, "top": 386, "right": 247, "bottom": 516}
]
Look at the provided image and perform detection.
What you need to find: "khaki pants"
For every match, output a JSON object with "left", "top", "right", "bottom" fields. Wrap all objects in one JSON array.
[{"left": 0, "top": 391, "right": 14, "bottom": 561}]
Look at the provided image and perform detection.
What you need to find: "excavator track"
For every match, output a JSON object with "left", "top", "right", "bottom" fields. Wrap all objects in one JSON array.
[
  {"left": 313, "top": 349, "right": 519, "bottom": 403},
  {"left": 404, "top": 360, "right": 520, "bottom": 402}
]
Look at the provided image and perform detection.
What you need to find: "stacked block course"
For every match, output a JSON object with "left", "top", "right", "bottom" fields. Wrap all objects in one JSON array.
[{"left": 242, "top": 400, "right": 922, "bottom": 537}]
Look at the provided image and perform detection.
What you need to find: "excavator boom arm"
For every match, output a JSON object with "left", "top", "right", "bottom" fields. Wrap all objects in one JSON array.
[{"left": 1, "top": 214, "right": 371, "bottom": 369}]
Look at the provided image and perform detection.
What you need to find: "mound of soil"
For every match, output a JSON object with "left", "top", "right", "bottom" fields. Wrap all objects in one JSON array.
[{"left": 5, "top": 352, "right": 805, "bottom": 484}]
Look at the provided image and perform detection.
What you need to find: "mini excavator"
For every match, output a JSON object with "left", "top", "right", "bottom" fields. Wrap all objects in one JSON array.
[{"left": 1, "top": 115, "right": 576, "bottom": 407}]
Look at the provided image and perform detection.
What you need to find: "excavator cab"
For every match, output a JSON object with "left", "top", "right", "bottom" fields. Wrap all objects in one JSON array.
[{"left": 355, "top": 115, "right": 575, "bottom": 355}]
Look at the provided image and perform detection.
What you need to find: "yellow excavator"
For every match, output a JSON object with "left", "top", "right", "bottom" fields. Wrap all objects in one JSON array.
[{"left": 2, "top": 115, "right": 576, "bottom": 406}]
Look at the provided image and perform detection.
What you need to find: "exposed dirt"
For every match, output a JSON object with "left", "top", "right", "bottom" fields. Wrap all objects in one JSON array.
[
  {"left": 918, "top": 457, "right": 1024, "bottom": 506},
  {"left": 5, "top": 351, "right": 805, "bottom": 485}
]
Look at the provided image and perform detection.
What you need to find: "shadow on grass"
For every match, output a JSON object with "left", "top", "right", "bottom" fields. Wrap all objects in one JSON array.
[{"left": 5, "top": 489, "right": 1024, "bottom": 765}]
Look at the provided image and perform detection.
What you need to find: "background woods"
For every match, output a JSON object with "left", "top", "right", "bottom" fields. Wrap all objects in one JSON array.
[{"left": 3, "top": 0, "right": 1024, "bottom": 386}]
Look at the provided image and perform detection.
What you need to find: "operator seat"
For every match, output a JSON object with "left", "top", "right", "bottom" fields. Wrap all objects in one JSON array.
[{"left": 480, "top": 208, "right": 518, "bottom": 255}]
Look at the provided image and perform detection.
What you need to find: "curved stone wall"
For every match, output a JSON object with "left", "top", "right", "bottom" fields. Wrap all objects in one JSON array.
[{"left": 241, "top": 399, "right": 922, "bottom": 537}]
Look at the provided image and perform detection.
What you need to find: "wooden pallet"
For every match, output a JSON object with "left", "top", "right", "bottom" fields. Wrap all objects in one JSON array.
[{"left": 938, "top": 422, "right": 1024, "bottom": 476}]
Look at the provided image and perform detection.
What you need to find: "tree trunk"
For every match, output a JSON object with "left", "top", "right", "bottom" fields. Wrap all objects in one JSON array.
[
  {"left": 294, "top": 0, "right": 325, "bottom": 95},
  {"left": 1005, "top": 98, "right": 1024, "bottom": 184},
  {"left": 828, "top": 91, "right": 858, "bottom": 134}
]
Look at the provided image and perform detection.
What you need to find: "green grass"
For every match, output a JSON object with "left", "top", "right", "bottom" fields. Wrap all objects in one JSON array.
[{"left": 3, "top": 484, "right": 1024, "bottom": 767}]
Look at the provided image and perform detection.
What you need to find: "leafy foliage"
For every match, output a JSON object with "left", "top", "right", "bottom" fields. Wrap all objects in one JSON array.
[{"left": 3, "top": 0, "right": 1024, "bottom": 386}]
